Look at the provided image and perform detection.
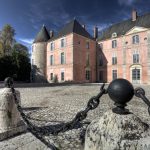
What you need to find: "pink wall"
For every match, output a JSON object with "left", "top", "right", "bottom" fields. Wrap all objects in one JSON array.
[
  {"left": 46, "top": 33, "right": 96, "bottom": 83},
  {"left": 73, "top": 33, "right": 96, "bottom": 82},
  {"left": 98, "top": 30, "right": 149, "bottom": 84},
  {"left": 46, "top": 34, "right": 74, "bottom": 82}
]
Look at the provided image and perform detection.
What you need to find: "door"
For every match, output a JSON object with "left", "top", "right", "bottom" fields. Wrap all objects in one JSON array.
[{"left": 132, "top": 69, "right": 141, "bottom": 84}]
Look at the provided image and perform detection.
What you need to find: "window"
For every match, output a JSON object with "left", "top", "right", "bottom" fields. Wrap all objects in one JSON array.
[
  {"left": 61, "top": 39, "right": 65, "bottom": 47},
  {"left": 50, "top": 55, "right": 54, "bottom": 65},
  {"left": 50, "top": 42, "right": 54, "bottom": 51},
  {"left": 112, "top": 70, "right": 117, "bottom": 80},
  {"left": 86, "top": 42, "right": 90, "bottom": 49},
  {"left": 132, "top": 35, "right": 139, "bottom": 44},
  {"left": 132, "top": 69, "right": 140, "bottom": 81},
  {"left": 61, "top": 72, "right": 64, "bottom": 81},
  {"left": 32, "top": 59, "right": 34, "bottom": 65},
  {"left": 112, "top": 53, "right": 117, "bottom": 65},
  {"left": 50, "top": 73, "right": 53, "bottom": 80},
  {"left": 112, "top": 40, "right": 117, "bottom": 48},
  {"left": 112, "top": 32, "right": 117, "bottom": 38},
  {"left": 133, "top": 54, "right": 139, "bottom": 63},
  {"left": 86, "top": 70, "right": 90, "bottom": 80},
  {"left": 61, "top": 52, "right": 65, "bottom": 64},
  {"left": 99, "top": 55, "right": 103, "bottom": 66},
  {"left": 133, "top": 51, "right": 139, "bottom": 63}
]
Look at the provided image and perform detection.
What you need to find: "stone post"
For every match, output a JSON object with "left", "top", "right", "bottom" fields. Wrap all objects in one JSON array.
[
  {"left": 84, "top": 79, "right": 150, "bottom": 150},
  {"left": 0, "top": 82, "right": 26, "bottom": 140}
]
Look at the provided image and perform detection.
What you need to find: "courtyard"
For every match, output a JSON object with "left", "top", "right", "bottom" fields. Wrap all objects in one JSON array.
[{"left": 0, "top": 83, "right": 150, "bottom": 150}]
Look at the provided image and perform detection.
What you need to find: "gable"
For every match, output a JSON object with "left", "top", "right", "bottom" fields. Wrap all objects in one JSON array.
[{"left": 126, "top": 26, "right": 149, "bottom": 35}]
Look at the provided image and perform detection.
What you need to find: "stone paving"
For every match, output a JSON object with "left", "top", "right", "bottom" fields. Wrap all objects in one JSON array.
[{"left": 0, "top": 83, "right": 150, "bottom": 150}]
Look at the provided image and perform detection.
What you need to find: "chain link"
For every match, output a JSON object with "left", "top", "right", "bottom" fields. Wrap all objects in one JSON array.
[
  {"left": 5, "top": 77, "right": 107, "bottom": 148},
  {"left": 9, "top": 81, "right": 58, "bottom": 149},
  {"left": 134, "top": 87, "right": 150, "bottom": 115}
]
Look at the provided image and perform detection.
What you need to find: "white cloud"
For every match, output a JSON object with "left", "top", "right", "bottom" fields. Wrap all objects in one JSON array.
[
  {"left": 118, "top": 0, "right": 136, "bottom": 6},
  {"left": 19, "top": 38, "right": 34, "bottom": 45}
]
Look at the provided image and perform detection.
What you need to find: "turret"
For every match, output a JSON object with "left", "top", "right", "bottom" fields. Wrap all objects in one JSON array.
[{"left": 31, "top": 25, "right": 50, "bottom": 82}]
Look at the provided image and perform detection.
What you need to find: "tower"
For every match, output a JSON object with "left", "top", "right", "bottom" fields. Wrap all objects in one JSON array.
[{"left": 31, "top": 25, "right": 50, "bottom": 82}]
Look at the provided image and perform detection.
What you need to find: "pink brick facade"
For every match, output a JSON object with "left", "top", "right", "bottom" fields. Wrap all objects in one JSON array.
[
  {"left": 98, "top": 28, "right": 150, "bottom": 84},
  {"left": 46, "top": 33, "right": 96, "bottom": 83},
  {"left": 32, "top": 11, "right": 150, "bottom": 84}
]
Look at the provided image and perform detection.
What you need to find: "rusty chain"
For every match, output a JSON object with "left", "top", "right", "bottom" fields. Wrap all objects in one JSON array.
[
  {"left": 5, "top": 77, "right": 107, "bottom": 149},
  {"left": 134, "top": 87, "right": 150, "bottom": 115}
]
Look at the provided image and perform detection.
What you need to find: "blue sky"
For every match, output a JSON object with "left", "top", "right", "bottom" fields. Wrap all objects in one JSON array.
[{"left": 0, "top": 0, "right": 150, "bottom": 51}]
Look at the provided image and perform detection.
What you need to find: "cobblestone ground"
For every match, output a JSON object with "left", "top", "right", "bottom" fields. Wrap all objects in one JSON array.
[{"left": 0, "top": 83, "right": 150, "bottom": 150}]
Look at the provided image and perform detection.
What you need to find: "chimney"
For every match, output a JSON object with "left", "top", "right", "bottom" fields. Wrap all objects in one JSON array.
[
  {"left": 50, "top": 30, "right": 54, "bottom": 38},
  {"left": 82, "top": 25, "right": 86, "bottom": 29},
  {"left": 132, "top": 9, "right": 137, "bottom": 21},
  {"left": 93, "top": 26, "right": 98, "bottom": 39}
]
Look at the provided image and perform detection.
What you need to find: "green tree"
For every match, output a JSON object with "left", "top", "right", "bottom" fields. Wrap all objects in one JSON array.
[
  {"left": 0, "top": 41, "right": 4, "bottom": 57},
  {"left": 0, "top": 24, "right": 31, "bottom": 82},
  {"left": 12, "top": 43, "right": 28, "bottom": 56},
  {"left": 0, "top": 24, "right": 15, "bottom": 55},
  {"left": 12, "top": 44, "right": 31, "bottom": 81},
  {"left": 0, "top": 55, "right": 17, "bottom": 80}
]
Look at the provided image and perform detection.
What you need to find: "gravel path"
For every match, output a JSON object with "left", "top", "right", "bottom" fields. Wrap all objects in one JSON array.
[{"left": 0, "top": 83, "right": 150, "bottom": 150}]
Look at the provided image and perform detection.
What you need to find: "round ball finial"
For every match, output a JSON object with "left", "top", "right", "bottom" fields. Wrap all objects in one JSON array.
[{"left": 107, "top": 78, "right": 134, "bottom": 114}]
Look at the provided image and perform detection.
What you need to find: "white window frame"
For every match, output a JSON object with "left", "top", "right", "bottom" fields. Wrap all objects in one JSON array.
[
  {"left": 132, "top": 35, "right": 139, "bottom": 44},
  {"left": 50, "top": 42, "right": 54, "bottom": 51},
  {"left": 133, "top": 50, "right": 139, "bottom": 64},
  {"left": 112, "top": 69, "right": 117, "bottom": 80},
  {"left": 60, "top": 52, "right": 65, "bottom": 64},
  {"left": 60, "top": 38, "right": 66, "bottom": 48},
  {"left": 50, "top": 55, "right": 54, "bottom": 65},
  {"left": 112, "top": 52, "right": 117, "bottom": 65},
  {"left": 112, "top": 40, "right": 117, "bottom": 48}
]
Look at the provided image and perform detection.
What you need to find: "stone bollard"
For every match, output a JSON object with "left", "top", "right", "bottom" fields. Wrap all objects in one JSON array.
[
  {"left": 0, "top": 78, "right": 26, "bottom": 141},
  {"left": 84, "top": 79, "right": 150, "bottom": 150}
]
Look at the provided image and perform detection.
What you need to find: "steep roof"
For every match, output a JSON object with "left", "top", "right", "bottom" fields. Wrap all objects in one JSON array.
[
  {"left": 49, "top": 19, "right": 94, "bottom": 41},
  {"left": 98, "top": 12, "right": 150, "bottom": 41},
  {"left": 33, "top": 25, "right": 50, "bottom": 43}
]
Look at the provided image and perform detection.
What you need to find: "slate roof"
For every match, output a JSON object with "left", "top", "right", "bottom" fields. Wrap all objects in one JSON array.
[
  {"left": 33, "top": 25, "right": 50, "bottom": 43},
  {"left": 98, "top": 12, "right": 150, "bottom": 41},
  {"left": 49, "top": 19, "right": 94, "bottom": 41}
]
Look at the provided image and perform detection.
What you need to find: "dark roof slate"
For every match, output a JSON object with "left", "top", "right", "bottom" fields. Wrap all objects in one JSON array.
[
  {"left": 98, "top": 13, "right": 150, "bottom": 41},
  {"left": 49, "top": 19, "right": 94, "bottom": 41},
  {"left": 33, "top": 25, "right": 50, "bottom": 43}
]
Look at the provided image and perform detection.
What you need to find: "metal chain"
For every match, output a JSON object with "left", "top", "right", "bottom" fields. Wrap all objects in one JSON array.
[
  {"left": 5, "top": 77, "right": 107, "bottom": 148},
  {"left": 10, "top": 82, "right": 58, "bottom": 150},
  {"left": 37, "top": 83, "right": 107, "bottom": 135},
  {"left": 134, "top": 87, "right": 150, "bottom": 115}
]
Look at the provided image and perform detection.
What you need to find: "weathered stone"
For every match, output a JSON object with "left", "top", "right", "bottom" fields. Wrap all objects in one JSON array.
[
  {"left": 0, "top": 88, "right": 26, "bottom": 141},
  {"left": 84, "top": 109, "right": 150, "bottom": 150}
]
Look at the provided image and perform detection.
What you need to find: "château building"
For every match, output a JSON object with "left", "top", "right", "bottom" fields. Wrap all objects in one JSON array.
[{"left": 32, "top": 10, "right": 150, "bottom": 84}]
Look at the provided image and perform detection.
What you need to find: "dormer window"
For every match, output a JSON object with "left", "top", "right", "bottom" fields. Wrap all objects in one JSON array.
[
  {"left": 112, "top": 40, "right": 117, "bottom": 48},
  {"left": 61, "top": 38, "right": 65, "bottom": 48},
  {"left": 50, "top": 42, "right": 54, "bottom": 51},
  {"left": 112, "top": 32, "right": 117, "bottom": 38},
  {"left": 132, "top": 35, "right": 139, "bottom": 44}
]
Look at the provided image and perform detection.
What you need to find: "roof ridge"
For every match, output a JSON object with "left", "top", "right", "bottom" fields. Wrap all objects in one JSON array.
[
  {"left": 48, "top": 19, "right": 94, "bottom": 41},
  {"left": 98, "top": 12, "right": 150, "bottom": 41},
  {"left": 33, "top": 25, "right": 50, "bottom": 43}
]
